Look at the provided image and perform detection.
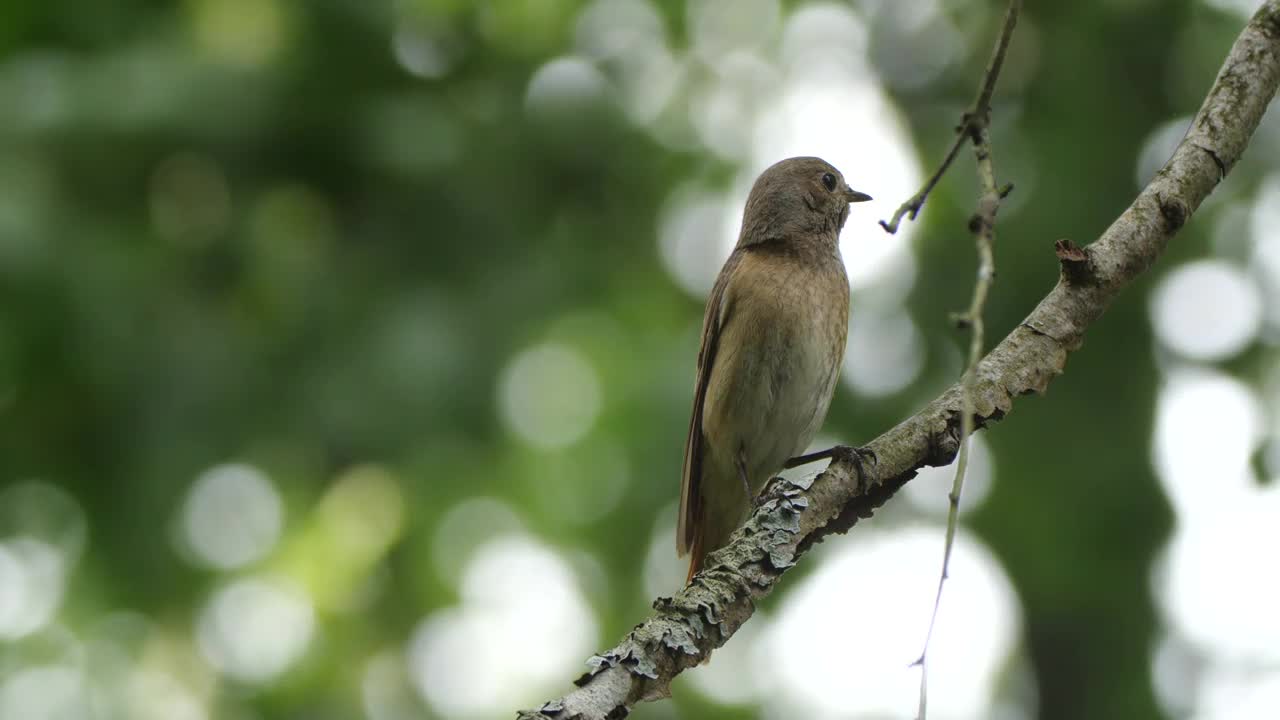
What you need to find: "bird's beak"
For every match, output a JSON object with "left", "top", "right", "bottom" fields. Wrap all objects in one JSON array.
[{"left": 844, "top": 188, "right": 873, "bottom": 203}]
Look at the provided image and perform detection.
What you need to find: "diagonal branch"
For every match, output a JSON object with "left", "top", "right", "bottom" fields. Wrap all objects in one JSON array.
[{"left": 519, "top": 4, "right": 1280, "bottom": 719}]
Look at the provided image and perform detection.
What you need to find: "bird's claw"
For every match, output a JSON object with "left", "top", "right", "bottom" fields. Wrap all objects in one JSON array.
[{"left": 831, "top": 445, "right": 877, "bottom": 494}]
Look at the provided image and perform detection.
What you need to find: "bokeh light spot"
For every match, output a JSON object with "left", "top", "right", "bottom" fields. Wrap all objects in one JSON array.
[
  {"left": 870, "top": 0, "right": 967, "bottom": 91},
  {"left": 1192, "top": 667, "right": 1280, "bottom": 720},
  {"left": 179, "top": 463, "right": 284, "bottom": 571},
  {"left": 0, "top": 538, "right": 66, "bottom": 639},
  {"left": 842, "top": 304, "right": 926, "bottom": 397},
  {"left": 0, "top": 480, "right": 87, "bottom": 559},
  {"left": 1158, "top": 485, "right": 1280, "bottom": 663},
  {"left": 1153, "top": 370, "right": 1263, "bottom": 514},
  {"left": 904, "top": 434, "right": 996, "bottom": 517},
  {"left": 575, "top": 0, "right": 666, "bottom": 62},
  {"left": 574, "top": 0, "right": 684, "bottom": 132},
  {"left": 780, "top": 3, "right": 869, "bottom": 76},
  {"left": 1250, "top": 173, "right": 1280, "bottom": 334},
  {"left": 498, "top": 343, "right": 603, "bottom": 450},
  {"left": 196, "top": 576, "right": 314, "bottom": 683},
  {"left": 688, "top": 0, "right": 780, "bottom": 61},
  {"left": 317, "top": 465, "right": 404, "bottom": 566},
  {"left": 691, "top": 51, "right": 779, "bottom": 159},
  {"left": 1151, "top": 631, "right": 1205, "bottom": 718},
  {"left": 0, "top": 482, "right": 83, "bottom": 640},
  {"left": 186, "top": 0, "right": 288, "bottom": 67},
  {"left": 392, "top": 26, "right": 457, "bottom": 79},
  {"left": 643, "top": 506, "right": 685, "bottom": 599},
  {"left": 1202, "top": 0, "right": 1270, "bottom": 19},
  {"left": 408, "top": 535, "right": 597, "bottom": 718},
  {"left": 1136, "top": 116, "right": 1192, "bottom": 187},
  {"left": 432, "top": 497, "right": 525, "bottom": 586},
  {"left": 525, "top": 56, "right": 613, "bottom": 118},
  {"left": 685, "top": 609, "right": 770, "bottom": 705},
  {"left": 657, "top": 184, "right": 734, "bottom": 298},
  {"left": 126, "top": 670, "right": 207, "bottom": 720},
  {"left": 761, "top": 527, "right": 1022, "bottom": 718},
  {"left": 0, "top": 665, "right": 91, "bottom": 720},
  {"left": 1150, "top": 260, "right": 1261, "bottom": 361},
  {"left": 754, "top": 24, "right": 922, "bottom": 290}
]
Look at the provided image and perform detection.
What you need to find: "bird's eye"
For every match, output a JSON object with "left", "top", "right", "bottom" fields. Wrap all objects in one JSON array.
[{"left": 821, "top": 172, "right": 837, "bottom": 192}]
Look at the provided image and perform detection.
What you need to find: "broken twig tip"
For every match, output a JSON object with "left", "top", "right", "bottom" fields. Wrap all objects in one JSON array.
[{"left": 1054, "top": 238, "right": 1087, "bottom": 262}]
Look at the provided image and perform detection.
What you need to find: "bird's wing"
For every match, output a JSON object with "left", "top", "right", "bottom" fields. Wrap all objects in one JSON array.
[{"left": 677, "top": 250, "right": 742, "bottom": 557}]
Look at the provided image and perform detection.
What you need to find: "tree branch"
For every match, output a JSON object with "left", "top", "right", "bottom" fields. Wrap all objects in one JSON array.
[
  {"left": 519, "top": 4, "right": 1280, "bottom": 718},
  {"left": 879, "top": 0, "right": 1021, "bottom": 235}
]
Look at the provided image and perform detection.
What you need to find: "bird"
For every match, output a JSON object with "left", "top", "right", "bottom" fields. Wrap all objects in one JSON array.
[{"left": 677, "top": 156, "right": 873, "bottom": 582}]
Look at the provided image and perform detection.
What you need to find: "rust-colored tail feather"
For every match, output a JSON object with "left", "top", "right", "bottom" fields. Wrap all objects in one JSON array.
[{"left": 685, "top": 527, "right": 705, "bottom": 584}]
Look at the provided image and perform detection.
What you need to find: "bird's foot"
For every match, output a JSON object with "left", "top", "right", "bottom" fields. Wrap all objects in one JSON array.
[
  {"left": 830, "top": 445, "right": 877, "bottom": 495},
  {"left": 784, "top": 445, "right": 877, "bottom": 494}
]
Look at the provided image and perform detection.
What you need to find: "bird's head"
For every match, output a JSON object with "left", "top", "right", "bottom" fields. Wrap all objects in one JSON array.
[{"left": 737, "top": 156, "right": 872, "bottom": 249}]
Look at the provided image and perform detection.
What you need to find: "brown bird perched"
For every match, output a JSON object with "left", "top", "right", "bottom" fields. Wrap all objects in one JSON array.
[{"left": 678, "top": 156, "right": 873, "bottom": 582}]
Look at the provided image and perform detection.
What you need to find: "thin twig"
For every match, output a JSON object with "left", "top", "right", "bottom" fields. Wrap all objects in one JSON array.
[
  {"left": 879, "top": 133, "right": 968, "bottom": 234},
  {"left": 910, "top": 2, "right": 1020, "bottom": 718},
  {"left": 880, "top": 0, "right": 1022, "bottom": 235}
]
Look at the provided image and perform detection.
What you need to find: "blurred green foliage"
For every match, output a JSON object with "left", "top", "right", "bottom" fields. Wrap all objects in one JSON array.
[{"left": 1, "top": 1, "right": 1277, "bottom": 719}]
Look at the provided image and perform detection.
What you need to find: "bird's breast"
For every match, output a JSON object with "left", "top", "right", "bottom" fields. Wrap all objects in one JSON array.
[{"left": 702, "top": 251, "right": 849, "bottom": 490}]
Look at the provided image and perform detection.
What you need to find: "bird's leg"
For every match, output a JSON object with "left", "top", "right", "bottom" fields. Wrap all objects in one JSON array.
[
  {"left": 736, "top": 450, "right": 751, "bottom": 501},
  {"left": 783, "top": 445, "right": 877, "bottom": 493}
]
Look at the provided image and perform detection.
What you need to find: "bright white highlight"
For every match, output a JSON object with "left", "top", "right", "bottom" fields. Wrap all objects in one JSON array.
[
  {"left": 1150, "top": 260, "right": 1262, "bottom": 361},
  {"left": 760, "top": 527, "right": 1021, "bottom": 718},
  {"left": 904, "top": 434, "right": 997, "bottom": 517},
  {"left": 180, "top": 463, "right": 283, "bottom": 570},
  {"left": 407, "top": 535, "right": 598, "bottom": 719},
  {"left": 658, "top": 184, "right": 735, "bottom": 297},
  {"left": 525, "top": 56, "right": 612, "bottom": 116},
  {"left": 685, "top": 610, "right": 769, "bottom": 705},
  {"left": 196, "top": 576, "right": 315, "bottom": 683},
  {"left": 1250, "top": 173, "right": 1280, "bottom": 335},
  {"left": 753, "top": 4, "right": 922, "bottom": 292},
  {"left": 0, "top": 539, "right": 66, "bottom": 639},
  {"left": 1152, "top": 370, "right": 1263, "bottom": 515},
  {"left": 688, "top": 0, "right": 780, "bottom": 61},
  {"left": 842, "top": 305, "right": 926, "bottom": 396},
  {"left": 574, "top": 0, "right": 681, "bottom": 125},
  {"left": 1159, "top": 488, "right": 1280, "bottom": 662},
  {"left": 0, "top": 665, "right": 91, "bottom": 720},
  {"left": 643, "top": 508, "right": 685, "bottom": 599},
  {"left": 431, "top": 497, "right": 526, "bottom": 586}
]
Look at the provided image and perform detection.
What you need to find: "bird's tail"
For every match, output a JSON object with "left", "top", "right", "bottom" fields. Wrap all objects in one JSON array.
[
  {"left": 685, "top": 527, "right": 705, "bottom": 584},
  {"left": 684, "top": 494, "right": 743, "bottom": 583}
]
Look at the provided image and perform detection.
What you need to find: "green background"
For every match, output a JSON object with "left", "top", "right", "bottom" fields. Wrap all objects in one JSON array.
[{"left": 1, "top": 1, "right": 1277, "bottom": 719}]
